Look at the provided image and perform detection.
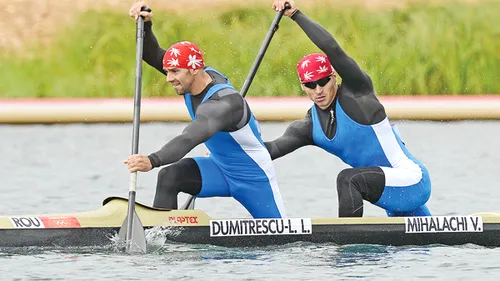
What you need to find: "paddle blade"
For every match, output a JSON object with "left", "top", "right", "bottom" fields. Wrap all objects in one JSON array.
[{"left": 118, "top": 211, "right": 147, "bottom": 253}]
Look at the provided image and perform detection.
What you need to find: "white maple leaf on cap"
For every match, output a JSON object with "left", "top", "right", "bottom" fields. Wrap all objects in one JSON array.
[
  {"left": 303, "top": 71, "right": 314, "bottom": 81},
  {"left": 189, "top": 46, "right": 202, "bottom": 55},
  {"left": 301, "top": 59, "right": 311, "bottom": 69},
  {"left": 167, "top": 58, "right": 180, "bottom": 67},
  {"left": 316, "top": 56, "right": 327, "bottom": 63},
  {"left": 317, "top": 65, "right": 329, "bottom": 73},
  {"left": 187, "top": 54, "right": 202, "bottom": 69},
  {"left": 169, "top": 47, "right": 181, "bottom": 57}
]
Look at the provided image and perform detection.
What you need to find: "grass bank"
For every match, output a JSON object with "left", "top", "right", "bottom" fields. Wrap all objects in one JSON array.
[{"left": 1, "top": 2, "right": 499, "bottom": 98}]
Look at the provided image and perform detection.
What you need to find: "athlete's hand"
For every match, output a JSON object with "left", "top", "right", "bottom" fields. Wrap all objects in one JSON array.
[
  {"left": 272, "top": 0, "right": 297, "bottom": 17},
  {"left": 124, "top": 154, "right": 153, "bottom": 172},
  {"left": 129, "top": 1, "right": 153, "bottom": 22}
]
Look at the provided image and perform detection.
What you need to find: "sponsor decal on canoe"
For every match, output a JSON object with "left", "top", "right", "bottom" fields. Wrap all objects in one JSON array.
[
  {"left": 168, "top": 216, "right": 198, "bottom": 224},
  {"left": 405, "top": 216, "right": 483, "bottom": 233},
  {"left": 8, "top": 216, "right": 81, "bottom": 228},
  {"left": 210, "top": 218, "right": 312, "bottom": 237},
  {"left": 40, "top": 216, "right": 81, "bottom": 228}
]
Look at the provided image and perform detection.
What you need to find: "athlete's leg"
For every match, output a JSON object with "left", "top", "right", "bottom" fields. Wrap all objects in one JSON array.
[
  {"left": 375, "top": 166, "right": 432, "bottom": 217},
  {"left": 192, "top": 156, "right": 231, "bottom": 198},
  {"left": 153, "top": 157, "right": 230, "bottom": 209},
  {"left": 336, "top": 167, "right": 385, "bottom": 217},
  {"left": 153, "top": 158, "right": 202, "bottom": 209},
  {"left": 386, "top": 204, "right": 431, "bottom": 217},
  {"left": 230, "top": 177, "right": 286, "bottom": 219}
]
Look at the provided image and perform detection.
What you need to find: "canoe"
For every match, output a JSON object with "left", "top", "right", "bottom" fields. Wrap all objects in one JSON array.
[{"left": 1, "top": 197, "right": 499, "bottom": 248}]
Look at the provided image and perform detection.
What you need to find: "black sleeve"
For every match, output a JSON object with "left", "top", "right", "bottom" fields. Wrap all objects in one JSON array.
[
  {"left": 291, "top": 11, "right": 373, "bottom": 94},
  {"left": 264, "top": 116, "right": 314, "bottom": 160},
  {"left": 143, "top": 21, "right": 167, "bottom": 75},
  {"left": 147, "top": 95, "right": 243, "bottom": 168}
]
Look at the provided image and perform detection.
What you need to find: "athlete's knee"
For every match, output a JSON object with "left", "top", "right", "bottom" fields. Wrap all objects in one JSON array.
[
  {"left": 156, "top": 166, "right": 182, "bottom": 194},
  {"left": 336, "top": 169, "right": 355, "bottom": 191},
  {"left": 337, "top": 168, "right": 369, "bottom": 200},
  {"left": 336, "top": 168, "right": 383, "bottom": 203},
  {"left": 337, "top": 168, "right": 370, "bottom": 190},
  {"left": 156, "top": 158, "right": 197, "bottom": 195}
]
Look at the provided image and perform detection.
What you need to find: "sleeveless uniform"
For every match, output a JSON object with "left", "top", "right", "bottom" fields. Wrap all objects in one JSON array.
[
  {"left": 184, "top": 68, "right": 286, "bottom": 219},
  {"left": 311, "top": 102, "right": 431, "bottom": 216}
]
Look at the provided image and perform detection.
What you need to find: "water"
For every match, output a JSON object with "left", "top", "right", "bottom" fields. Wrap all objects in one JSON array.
[{"left": 1, "top": 121, "right": 500, "bottom": 280}]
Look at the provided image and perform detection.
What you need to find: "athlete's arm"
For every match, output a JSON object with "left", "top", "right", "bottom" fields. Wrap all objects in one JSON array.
[
  {"left": 264, "top": 117, "right": 314, "bottom": 160},
  {"left": 143, "top": 21, "right": 167, "bottom": 75},
  {"left": 291, "top": 11, "right": 373, "bottom": 93},
  {"left": 148, "top": 95, "right": 244, "bottom": 168}
]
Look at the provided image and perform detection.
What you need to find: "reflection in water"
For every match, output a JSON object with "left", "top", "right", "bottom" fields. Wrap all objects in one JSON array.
[
  {"left": 300, "top": 243, "right": 434, "bottom": 269},
  {"left": 333, "top": 244, "right": 392, "bottom": 267},
  {"left": 200, "top": 247, "right": 266, "bottom": 261},
  {"left": 0, "top": 245, "right": 116, "bottom": 256},
  {"left": 165, "top": 242, "right": 432, "bottom": 267}
]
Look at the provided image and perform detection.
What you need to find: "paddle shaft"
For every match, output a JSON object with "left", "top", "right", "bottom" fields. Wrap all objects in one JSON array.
[
  {"left": 125, "top": 15, "right": 145, "bottom": 252},
  {"left": 240, "top": 4, "right": 289, "bottom": 97},
  {"left": 181, "top": 4, "right": 290, "bottom": 210}
]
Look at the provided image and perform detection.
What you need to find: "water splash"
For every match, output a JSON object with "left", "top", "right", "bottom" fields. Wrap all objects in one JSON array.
[{"left": 106, "top": 226, "right": 184, "bottom": 253}]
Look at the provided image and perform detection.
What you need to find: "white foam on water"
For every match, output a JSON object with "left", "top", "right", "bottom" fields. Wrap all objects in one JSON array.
[{"left": 106, "top": 226, "right": 184, "bottom": 253}]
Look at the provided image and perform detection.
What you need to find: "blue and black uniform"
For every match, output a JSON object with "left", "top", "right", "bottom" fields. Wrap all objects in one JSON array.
[
  {"left": 265, "top": 10, "right": 431, "bottom": 217},
  {"left": 142, "top": 21, "right": 286, "bottom": 219}
]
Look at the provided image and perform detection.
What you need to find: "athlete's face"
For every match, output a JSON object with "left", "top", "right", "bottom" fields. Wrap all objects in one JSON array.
[
  {"left": 301, "top": 74, "right": 338, "bottom": 110},
  {"left": 165, "top": 67, "right": 196, "bottom": 95}
]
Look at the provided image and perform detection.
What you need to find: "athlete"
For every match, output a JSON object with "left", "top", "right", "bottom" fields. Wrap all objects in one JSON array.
[
  {"left": 269, "top": 0, "right": 431, "bottom": 217},
  {"left": 124, "top": 2, "right": 286, "bottom": 219}
]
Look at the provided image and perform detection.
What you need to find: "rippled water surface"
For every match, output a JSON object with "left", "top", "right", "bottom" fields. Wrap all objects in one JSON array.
[{"left": 1, "top": 121, "right": 500, "bottom": 280}]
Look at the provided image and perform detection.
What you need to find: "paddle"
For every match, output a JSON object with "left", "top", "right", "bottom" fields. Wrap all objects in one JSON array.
[
  {"left": 118, "top": 7, "right": 151, "bottom": 254},
  {"left": 180, "top": 3, "right": 291, "bottom": 211}
]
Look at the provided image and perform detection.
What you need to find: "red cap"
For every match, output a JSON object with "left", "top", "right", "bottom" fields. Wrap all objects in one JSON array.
[
  {"left": 162, "top": 41, "right": 205, "bottom": 70},
  {"left": 296, "top": 53, "right": 334, "bottom": 83}
]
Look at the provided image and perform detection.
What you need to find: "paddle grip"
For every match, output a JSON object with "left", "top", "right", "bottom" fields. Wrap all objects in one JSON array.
[{"left": 139, "top": 6, "right": 152, "bottom": 21}]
